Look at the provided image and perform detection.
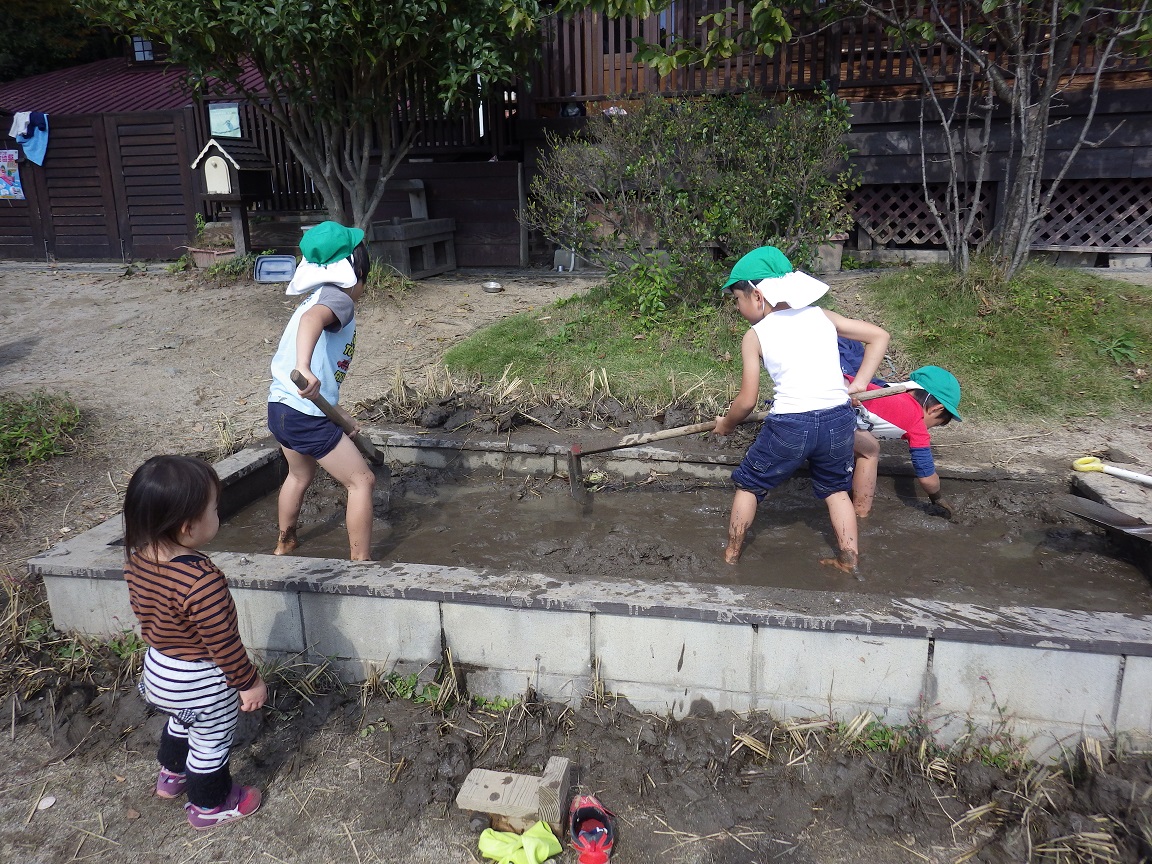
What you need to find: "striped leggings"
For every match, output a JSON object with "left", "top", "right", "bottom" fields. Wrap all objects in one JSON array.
[{"left": 141, "top": 648, "right": 239, "bottom": 807}]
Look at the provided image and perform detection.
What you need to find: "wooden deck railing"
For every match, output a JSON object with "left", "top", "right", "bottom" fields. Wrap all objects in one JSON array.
[{"left": 527, "top": 2, "right": 1151, "bottom": 107}]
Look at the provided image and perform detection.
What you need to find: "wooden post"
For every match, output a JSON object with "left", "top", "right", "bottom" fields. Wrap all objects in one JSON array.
[{"left": 229, "top": 204, "right": 251, "bottom": 256}]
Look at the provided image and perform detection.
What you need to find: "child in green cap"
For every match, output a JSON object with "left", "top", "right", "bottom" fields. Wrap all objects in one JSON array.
[
  {"left": 267, "top": 221, "right": 375, "bottom": 560},
  {"left": 715, "top": 246, "right": 890, "bottom": 573},
  {"left": 840, "top": 360, "right": 962, "bottom": 519}
]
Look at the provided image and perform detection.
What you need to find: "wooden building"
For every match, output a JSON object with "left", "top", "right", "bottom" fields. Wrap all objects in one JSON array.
[{"left": 2, "top": 7, "right": 1150, "bottom": 264}]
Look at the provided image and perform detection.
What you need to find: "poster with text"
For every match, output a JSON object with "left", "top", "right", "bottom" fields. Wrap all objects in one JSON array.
[{"left": 0, "top": 150, "right": 24, "bottom": 199}]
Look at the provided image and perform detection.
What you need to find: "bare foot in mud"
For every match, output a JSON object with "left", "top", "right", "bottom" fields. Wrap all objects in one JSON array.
[
  {"left": 724, "top": 544, "right": 742, "bottom": 564},
  {"left": 819, "top": 549, "right": 859, "bottom": 577},
  {"left": 274, "top": 528, "right": 298, "bottom": 556}
]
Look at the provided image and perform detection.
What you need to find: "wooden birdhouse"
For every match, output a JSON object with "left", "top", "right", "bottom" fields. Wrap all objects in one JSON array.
[
  {"left": 190, "top": 138, "right": 273, "bottom": 203},
  {"left": 189, "top": 139, "right": 274, "bottom": 255}
]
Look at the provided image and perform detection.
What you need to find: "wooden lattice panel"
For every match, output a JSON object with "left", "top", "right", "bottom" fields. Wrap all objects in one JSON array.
[
  {"left": 850, "top": 184, "right": 991, "bottom": 247},
  {"left": 1033, "top": 179, "right": 1152, "bottom": 251}
]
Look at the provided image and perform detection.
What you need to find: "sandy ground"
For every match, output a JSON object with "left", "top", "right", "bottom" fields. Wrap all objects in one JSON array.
[{"left": 2, "top": 261, "right": 1152, "bottom": 864}]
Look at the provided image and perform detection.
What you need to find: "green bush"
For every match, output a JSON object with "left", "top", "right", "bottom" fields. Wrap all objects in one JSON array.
[{"left": 524, "top": 91, "right": 856, "bottom": 317}]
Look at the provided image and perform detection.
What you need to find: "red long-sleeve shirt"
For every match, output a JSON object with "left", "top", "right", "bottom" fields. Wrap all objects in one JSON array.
[{"left": 124, "top": 551, "right": 260, "bottom": 691}]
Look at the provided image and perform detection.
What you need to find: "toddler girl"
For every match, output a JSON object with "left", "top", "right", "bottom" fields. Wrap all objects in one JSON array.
[{"left": 123, "top": 455, "right": 267, "bottom": 829}]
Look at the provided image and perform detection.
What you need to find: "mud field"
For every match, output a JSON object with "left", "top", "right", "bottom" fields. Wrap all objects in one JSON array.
[
  {"left": 3, "top": 262, "right": 1152, "bottom": 863},
  {"left": 212, "top": 467, "right": 1152, "bottom": 614}
]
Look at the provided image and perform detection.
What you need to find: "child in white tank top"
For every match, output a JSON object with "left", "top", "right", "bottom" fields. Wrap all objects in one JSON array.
[{"left": 714, "top": 247, "right": 889, "bottom": 574}]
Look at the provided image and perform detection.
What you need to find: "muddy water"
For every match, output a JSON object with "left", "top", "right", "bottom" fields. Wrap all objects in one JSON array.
[{"left": 208, "top": 469, "right": 1152, "bottom": 614}]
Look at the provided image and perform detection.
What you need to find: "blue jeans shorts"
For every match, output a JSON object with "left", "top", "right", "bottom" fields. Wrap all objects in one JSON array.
[
  {"left": 731, "top": 402, "right": 856, "bottom": 501},
  {"left": 268, "top": 402, "right": 344, "bottom": 460}
]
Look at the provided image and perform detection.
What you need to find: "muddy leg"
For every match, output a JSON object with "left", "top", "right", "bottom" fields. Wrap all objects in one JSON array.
[
  {"left": 317, "top": 435, "right": 376, "bottom": 561},
  {"left": 724, "top": 490, "right": 758, "bottom": 564},
  {"left": 852, "top": 430, "right": 879, "bottom": 518},
  {"left": 276, "top": 446, "right": 318, "bottom": 555},
  {"left": 274, "top": 526, "right": 298, "bottom": 556},
  {"left": 820, "top": 491, "right": 859, "bottom": 574}
]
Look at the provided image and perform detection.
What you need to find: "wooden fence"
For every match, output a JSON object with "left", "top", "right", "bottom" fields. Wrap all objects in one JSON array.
[{"left": 527, "top": 2, "right": 1151, "bottom": 108}]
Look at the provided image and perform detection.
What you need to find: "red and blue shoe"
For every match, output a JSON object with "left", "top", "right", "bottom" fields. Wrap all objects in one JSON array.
[{"left": 569, "top": 794, "right": 616, "bottom": 864}]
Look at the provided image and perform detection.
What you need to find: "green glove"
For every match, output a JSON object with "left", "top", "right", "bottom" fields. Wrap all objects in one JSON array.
[{"left": 478, "top": 821, "right": 562, "bottom": 864}]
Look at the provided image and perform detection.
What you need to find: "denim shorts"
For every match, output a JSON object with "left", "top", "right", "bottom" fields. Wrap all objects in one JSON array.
[
  {"left": 268, "top": 402, "right": 343, "bottom": 459},
  {"left": 731, "top": 402, "right": 856, "bottom": 501}
]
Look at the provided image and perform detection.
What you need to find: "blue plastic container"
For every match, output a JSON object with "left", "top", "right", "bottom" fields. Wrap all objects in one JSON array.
[{"left": 253, "top": 254, "right": 298, "bottom": 283}]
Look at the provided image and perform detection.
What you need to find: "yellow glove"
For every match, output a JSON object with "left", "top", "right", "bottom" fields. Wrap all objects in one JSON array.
[{"left": 478, "top": 821, "right": 562, "bottom": 864}]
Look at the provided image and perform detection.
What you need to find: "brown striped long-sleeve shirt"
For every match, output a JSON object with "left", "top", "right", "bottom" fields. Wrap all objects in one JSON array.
[{"left": 124, "top": 551, "right": 259, "bottom": 691}]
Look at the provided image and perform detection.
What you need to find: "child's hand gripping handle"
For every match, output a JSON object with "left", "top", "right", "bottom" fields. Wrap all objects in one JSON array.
[{"left": 289, "top": 370, "right": 385, "bottom": 466}]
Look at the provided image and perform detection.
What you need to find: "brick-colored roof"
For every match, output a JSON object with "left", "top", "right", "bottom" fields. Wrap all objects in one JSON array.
[{"left": 0, "top": 57, "right": 267, "bottom": 116}]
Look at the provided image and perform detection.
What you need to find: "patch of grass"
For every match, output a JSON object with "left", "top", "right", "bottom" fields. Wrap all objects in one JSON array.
[
  {"left": 444, "top": 262, "right": 1152, "bottom": 422},
  {"left": 0, "top": 391, "right": 81, "bottom": 468},
  {"left": 864, "top": 262, "right": 1152, "bottom": 419},
  {"left": 443, "top": 285, "right": 749, "bottom": 415},
  {"left": 203, "top": 252, "right": 262, "bottom": 282},
  {"left": 363, "top": 259, "right": 416, "bottom": 302}
]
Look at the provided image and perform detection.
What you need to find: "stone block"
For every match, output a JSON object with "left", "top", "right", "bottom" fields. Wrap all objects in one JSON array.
[
  {"left": 442, "top": 603, "right": 591, "bottom": 679},
  {"left": 231, "top": 586, "right": 306, "bottom": 654},
  {"left": 553, "top": 248, "right": 587, "bottom": 272},
  {"left": 43, "top": 575, "right": 135, "bottom": 637},
  {"left": 1108, "top": 253, "right": 1151, "bottom": 269},
  {"left": 1056, "top": 251, "right": 1096, "bottom": 267},
  {"left": 1117, "top": 654, "right": 1152, "bottom": 734},
  {"left": 753, "top": 628, "right": 929, "bottom": 721},
  {"left": 464, "top": 668, "right": 588, "bottom": 706},
  {"left": 594, "top": 615, "right": 753, "bottom": 698},
  {"left": 930, "top": 641, "right": 1120, "bottom": 736},
  {"left": 300, "top": 592, "right": 441, "bottom": 666},
  {"left": 812, "top": 240, "right": 845, "bottom": 274},
  {"left": 609, "top": 680, "right": 753, "bottom": 718}
]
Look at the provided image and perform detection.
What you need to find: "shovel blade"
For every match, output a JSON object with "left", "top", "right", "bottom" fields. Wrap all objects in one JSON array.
[
  {"left": 371, "top": 464, "right": 393, "bottom": 516},
  {"left": 567, "top": 446, "right": 589, "bottom": 503},
  {"left": 1055, "top": 494, "right": 1152, "bottom": 540}
]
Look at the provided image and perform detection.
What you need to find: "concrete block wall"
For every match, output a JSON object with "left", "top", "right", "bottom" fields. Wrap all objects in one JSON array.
[{"left": 27, "top": 436, "right": 1152, "bottom": 762}]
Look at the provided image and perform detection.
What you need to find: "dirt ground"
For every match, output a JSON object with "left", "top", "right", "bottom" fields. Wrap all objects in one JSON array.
[{"left": 2, "top": 261, "right": 1152, "bottom": 864}]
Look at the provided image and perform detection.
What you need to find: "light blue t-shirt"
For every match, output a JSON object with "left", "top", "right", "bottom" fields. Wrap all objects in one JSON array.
[{"left": 268, "top": 286, "right": 356, "bottom": 415}]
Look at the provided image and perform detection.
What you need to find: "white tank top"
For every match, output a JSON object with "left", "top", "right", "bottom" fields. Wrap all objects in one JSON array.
[{"left": 751, "top": 307, "right": 848, "bottom": 414}]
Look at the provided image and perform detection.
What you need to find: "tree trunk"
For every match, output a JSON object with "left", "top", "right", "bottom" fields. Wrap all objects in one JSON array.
[{"left": 993, "top": 101, "right": 1049, "bottom": 279}]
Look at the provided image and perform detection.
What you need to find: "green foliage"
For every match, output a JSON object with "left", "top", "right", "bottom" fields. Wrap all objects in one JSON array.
[
  {"left": 606, "top": 250, "right": 680, "bottom": 327},
  {"left": 0, "top": 391, "right": 81, "bottom": 468},
  {"left": 166, "top": 254, "right": 192, "bottom": 274},
  {"left": 364, "top": 259, "right": 416, "bottom": 301},
  {"left": 383, "top": 670, "right": 441, "bottom": 704},
  {"left": 865, "top": 262, "right": 1152, "bottom": 418},
  {"left": 524, "top": 92, "right": 856, "bottom": 315},
  {"left": 0, "top": 0, "right": 117, "bottom": 83},
  {"left": 629, "top": 0, "right": 797, "bottom": 70},
  {"left": 448, "top": 261, "right": 1151, "bottom": 423},
  {"left": 472, "top": 694, "right": 518, "bottom": 713},
  {"left": 107, "top": 629, "right": 147, "bottom": 661},
  {"left": 1089, "top": 334, "right": 1140, "bottom": 366},
  {"left": 77, "top": 0, "right": 545, "bottom": 226},
  {"left": 203, "top": 252, "right": 259, "bottom": 282}
]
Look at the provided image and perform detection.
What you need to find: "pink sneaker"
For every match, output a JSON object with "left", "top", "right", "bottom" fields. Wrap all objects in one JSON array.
[
  {"left": 184, "top": 785, "right": 262, "bottom": 830},
  {"left": 155, "top": 768, "right": 187, "bottom": 799}
]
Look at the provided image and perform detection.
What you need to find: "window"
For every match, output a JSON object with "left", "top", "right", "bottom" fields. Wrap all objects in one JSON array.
[{"left": 131, "top": 36, "right": 154, "bottom": 62}]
